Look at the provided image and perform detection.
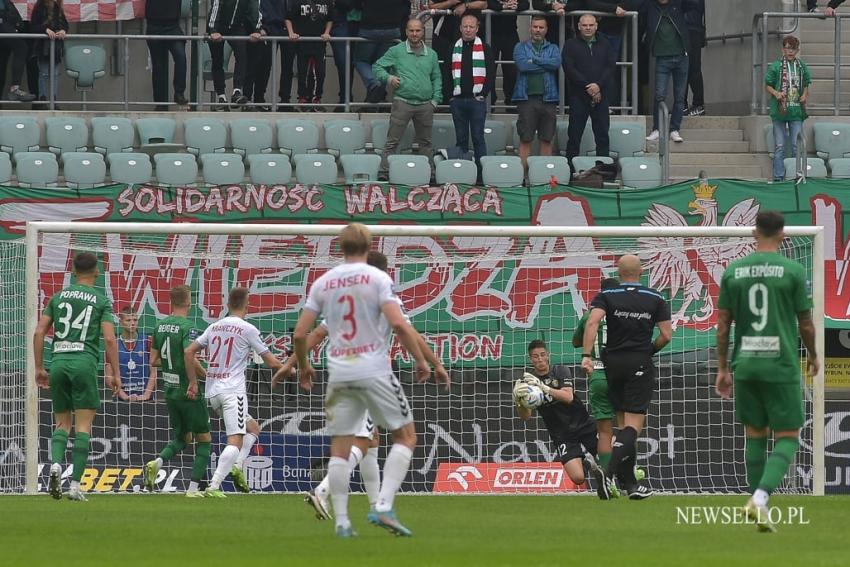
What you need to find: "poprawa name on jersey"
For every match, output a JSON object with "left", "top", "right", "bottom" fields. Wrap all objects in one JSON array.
[{"left": 58, "top": 289, "right": 98, "bottom": 303}]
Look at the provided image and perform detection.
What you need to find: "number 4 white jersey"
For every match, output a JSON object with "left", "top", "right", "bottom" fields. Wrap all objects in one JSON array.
[
  {"left": 304, "top": 262, "right": 398, "bottom": 382},
  {"left": 195, "top": 315, "right": 269, "bottom": 398}
]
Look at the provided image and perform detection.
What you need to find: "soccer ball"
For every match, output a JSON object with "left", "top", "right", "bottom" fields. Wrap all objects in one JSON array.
[{"left": 515, "top": 383, "right": 547, "bottom": 409}]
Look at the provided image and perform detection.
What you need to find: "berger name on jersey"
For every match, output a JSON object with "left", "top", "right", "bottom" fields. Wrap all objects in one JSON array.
[{"left": 734, "top": 264, "right": 785, "bottom": 279}]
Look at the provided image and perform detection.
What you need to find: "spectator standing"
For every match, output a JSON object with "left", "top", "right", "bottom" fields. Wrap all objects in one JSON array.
[
  {"left": 683, "top": 0, "right": 704, "bottom": 116},
  {"left": 808, "top": 0, "right": 846, "bottom": 15},
  {"left": 373, "top": 17, "right": 441, "bottom": 178},
  {"left": 573, "top": 0, "right": 628, "bottom": 111},
  {"left": 765, "top": 35, "right": 811, "bottom": 182},
  {"left": 243, "top": 0, "right": 294, "bottom": 110},
  {"left": 0, "top": 0, "right": 37, "bottom": 102},
  {"left": 486, "top": 0, "right": 529, "bottom": 111},
  {"left": 631, "top": 0, "right": 690, "bottom": 144},
  {"left": 145, "top": 0, "right": 187, "bottom": 111},
  {"left": 286, "top": 0, "right": 332, "bottom": 109},
  {"left": 208, "top": 0, "right": 263, "bottom": 110},
  {"left": 449, "top": 13, "right": 495, "bottom": 173},
  {"left": 111, "top": 307, "right": 157, "bottom": 402},
  {"left": 531, "top": 0, "right": 568, "bottom": 47},
  {"left": 430, "top": 0, "right": 487, "bottom": 108},
  {"left": 356, "top": 0, "right": 409, "bottom": 106},
  {"left": 562, "top": 14, "right": 615, "bottom": 162},
  {"left": 30, "top": 0, "right": 68, "bottom": 105},
  {"left": 512, "top": 16, "right": 561, "bottom": 170},
  {"left": 330, "top": 0, "right": 355, "bottom": 107}
]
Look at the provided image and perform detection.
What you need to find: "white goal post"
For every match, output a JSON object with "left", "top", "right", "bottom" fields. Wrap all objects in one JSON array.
[{"left": 22, "top": 222, "right": 825, "bottom": 496}]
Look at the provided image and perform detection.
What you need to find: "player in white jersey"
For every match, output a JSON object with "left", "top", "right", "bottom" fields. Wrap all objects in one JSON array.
[
  {"left": 184, "top": 287, "right": 283, "bottom": 497},
  {"left": 276, "top": 251, "right": 449, "bottom": 521},
  {"left": 291, "top": 224, "right": 434, "bottom": 538}
]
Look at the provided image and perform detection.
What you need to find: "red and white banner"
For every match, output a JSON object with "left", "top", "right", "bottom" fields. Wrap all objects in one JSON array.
[
  {"left": 13, "top": 0, "right": 145, "bottom": 22},
  {"left": 432, "top": 462, "right": 585, "bottom": 493}
]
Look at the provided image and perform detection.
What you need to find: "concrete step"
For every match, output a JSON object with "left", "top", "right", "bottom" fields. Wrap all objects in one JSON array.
[
  {"left": 665, "top": 140, "right": 752, "bottom": 153},
  {"left": 668, "top": 174, "right": 765, "bottom": 183},
  {"left": 799, "top": 16, "right": 850, "bottom": 32},
  {"left": 810, "top": 67, "right": 850, "bottom": 79},
  {"left": 802, "top": 55, "right": 850, "bottom": 67},
  {"left": 678, "top": 116, "right": 742, "bottom": 129},
  {"left": 676, "top": 128, "right": 744, "bottom": 142},
  {"left": 794, "top": 42, "right": 850, "bottom": 55},
  {"left": 668, "top": 152, "right": 766, "bottom": 165},
  {"left": 669, "top": 164, "right": 766, "bottom": 178}
]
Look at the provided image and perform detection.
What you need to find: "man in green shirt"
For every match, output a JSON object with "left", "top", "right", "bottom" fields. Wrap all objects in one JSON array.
[
  {"left": 144, "top": 284, "right": 214, "bottom": 497},
  {"left": 764, "top": 35, "right": 811, "bottom": 182},
  {"left": 374, "top": 16, "right": 442, "bottom": 179},
  {"left": 716, "top": 211, "right": 819, "bottom": 533},
  {"left": 34, "top": 252, "right": 121, "bottom": 501}
]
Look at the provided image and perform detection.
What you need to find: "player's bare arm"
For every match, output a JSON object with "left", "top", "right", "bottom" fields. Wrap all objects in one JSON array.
[
  {"left": 797, "top": 310, "right": 820, "bottom": 377},
  {"left": 653, "top": 319, "right": 673, "bottom": 353},
  {"left": 581, "top": 308, "right": 606, "bottom": 375},
  {"left": 382, "top": 300, "right": 430, "bottom": 382},
  {"left": 715, "top": 309, "right": 733, "bottom": 399},
  {"left": 33, "top": 314, "right": 53, "bottom": 389},
  {"left": 184, "top": 340, "right": 203, "bottom": 399},
  {"left": 293, "top": 308, "right": 319, "bottom": 391},
  {"left": 273, "top": 325, "right": 327, "bottom": 386},
  {"left": 150, "top": 346, "right": 161, "bottom": 367},
  {"left": 416, "top": 332, "right": 450, "bottom": 389},
  {"left": 102, "top": 320, "right": 121, "bottom": 395}
]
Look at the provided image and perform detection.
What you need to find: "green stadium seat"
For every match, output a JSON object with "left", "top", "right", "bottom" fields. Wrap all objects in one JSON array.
[
  {"left": 829, "top": 157, "right": 850, "bottom": 179},
  {"left": 369, "top": 119, "right": 413, "bottom": 154},
  {"left": 46, "top": 117, "right": 89, "bottom": 156},
  {"left": 62, "top": 152, "right": 106, "bottom": 188},
  {"left": 783, "top": 157, "right": 827, "bottom": 180},
  {"left": 388, "top": 154, "right": 431, "bottom": 185},
  {"left": 435, "top": 159, "right": 477, "bottom": 185},
  {"left": 431, "top": 119, "right": 456, "bottom": 152},
  {"left": 108, "top": 153, "right": 152, "bottom": 184},
  {"left": 201, "top": 153, "right": 245, "bottom": 185},
  {"left": 480, "top": 155, "right": 523, "bottom": 187},
  {"left": 247, "top": 154, "right": 292, "bottom": 185},
  {"left": 15, "top": 152, "right": 59, "bottom": 187},
  {"left": 483, "top": 120, "right": 510, "bottom": 155},
  {"left": 325, "top": 119, "right": 367, "bottom": 158},
  {"left": 608, "top": 122, "right": 646, "bottom": 158},
  {"left": 92, "top": 117, "right": 134, "bottom": 158},
  {"left": 185, "top": 118, "right": 227, "bottom": 156},
  {"left": 154, "top": 153, "right": 198, "bottom": 186},
  {"left": 620, "top": 157, "right": 662, "bottom": 188},
  {"left": 230, "top": 119, "right": 274, "bottom": 157},
  {"left": 813, "top": 122, "right": 850, "bottom": 160},
  {"left": 0, "top": 152, "right": 11, "bottom": 183},
  {"left": 64, "top": 44, "right": 106, "bottom": 90},
  {"left": 527, "top": 156, "right": 571, "bottom": 185},
  {"left": 340, "top": 153, "right": 381, "bottom": 183},
  {"left": 0, "top": 116, "right": 41, "bottom": 158},
  {"left": 294, "top": 153, "right": 337, "bottom": 185},
  {"left": 276, "top": 119, "right": 320, "bottom": 156}
]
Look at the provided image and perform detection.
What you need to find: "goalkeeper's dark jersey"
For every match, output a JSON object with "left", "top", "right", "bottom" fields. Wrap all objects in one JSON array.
[{"left": 533, "top": 364, "right": 596, "bottom": 441}]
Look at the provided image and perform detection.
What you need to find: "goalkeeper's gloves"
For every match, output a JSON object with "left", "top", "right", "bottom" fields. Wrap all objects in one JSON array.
[
  {"left": 513, "top": 380, "right": 531, "bottom": 405},
  {"left": 521, "top": 372, "right": 551, "bottom": 395}
]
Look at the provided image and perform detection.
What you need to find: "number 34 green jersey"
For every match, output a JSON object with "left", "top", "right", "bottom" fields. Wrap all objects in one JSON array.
[
  {"left": 152, "top": 315, "right": 202, "bottom": 402},
  {"left": 717, "top": 251, "right": 813, "bottom": 382},
  {"left": 44, "top": 284, "right": 113, "bottom": 362}
]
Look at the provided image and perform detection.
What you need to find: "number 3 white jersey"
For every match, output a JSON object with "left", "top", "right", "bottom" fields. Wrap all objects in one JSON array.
[
  {"left": 195, "top": 315, "right": 269, "bottom": 398},
  {"left": 304, "top": 262, "right": 398, "bottom": 382}
]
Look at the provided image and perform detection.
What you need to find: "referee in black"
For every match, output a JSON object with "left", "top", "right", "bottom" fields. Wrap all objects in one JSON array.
[{"left": 580, "top": 255, "right": 673, "bottom": 499}]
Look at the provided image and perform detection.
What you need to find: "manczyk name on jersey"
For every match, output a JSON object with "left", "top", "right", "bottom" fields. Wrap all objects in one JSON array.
[
  {"left": 209, "top": 324, "right": 245, "bottom": 335},
  {"left": 734, "top": 265, "right": 785, "bottom": 279},
  {"left": 59, "top": 289, "right": 98, "bottom": 303}
]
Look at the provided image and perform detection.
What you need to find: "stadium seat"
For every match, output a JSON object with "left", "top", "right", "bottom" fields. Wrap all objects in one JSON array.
[
  {"left": 45, "top": 117, "right": 89, "bottom": 156},
  {"left": 480, "top": 155, "right": 523, "bottom": 187},
  {"left": 92, "top": 117, "right": 135, "bottom": 158},
  {"left": 556, "top": 119, "right": 596, "bottom": 156},
  {"left": 247, "top": 154, "right": 292, "bottom": 185},
  {"left": 572, "top": 155, "right": 614, "bottom": 172},
  {"left": 369, "top": 119, "right": 413, "bottom": 154},
  {"left": 340, "top": 153, "right": 381, "bottom": 183},
  {"left": 64, "top": 44, "right": 107, "bottom": 104},
  {"left": 230, "top": 119, "right": 274, "bottom": 157},
  {"left": 277, "top": 119, "right": 320, "bottom": 156},
  {"left": 388, "top": 155, "right": 431, "bottom": 185},
  {"left": 608, "top": 122, "right": 646, "bottom": 158},
  {"left": 764, "top": 123, "right": 792, "bottom": 158},
  {"left": 620, "top": 157, "right": 662, "bottom": 188},
  {"left": 483, "top": 120, "right": 510, "bottom": 155},
  {"left": 201, "top": 153, "right": 245, "bottom": 185},
  {"left": 783, "top": 157, "right": 827, "bottom": 180},
  {"left": 136, "top": 117, "right": 177, "bottom": 146},
  {"left": 62, "top": 152, "right": 107, "bottom": 189},
  {"left": 153, "top": 153, "right": 198, "bottom": 186},
  {"left": 527, "top": 156, "right": 571, "bottom": 185},
  {"left": 813, "top": 122, "right": 850, "bottom": 160},
  {"left": 325, "top": 119, "right": 367, "bottom": 157},
  {"left": 829, "top": 157, "right": 850, "bottom": 179},
  {"left": 0, "top": 116, "right": 41, "bottom": 158},
  {"left": 108, "top": 153, "right": 153, "bottom": 184},
  {"left": 435, "top": 159, "right": 477, "bottom": 185},
  {"left": 15, "top": 152, "right": 59, "bottom": 187},
  {"left": 294, "top": 153, "right": 338, "bottom": 185},
  {"left": 431, "top": 119, "right": 456, "bottom": 152},
  {"left": 0, "top": 152, "right": 11, "bottom": 183},
  {"left": 184, "top": 117, "right": 228, "bottom": 156}
]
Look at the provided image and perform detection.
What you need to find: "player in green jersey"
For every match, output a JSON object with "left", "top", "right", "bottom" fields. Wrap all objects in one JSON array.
[
  {"left": 716, "top": 211, "right": 819, "bottom": 533},
  {"left": 144, "top": 285, "right": 212, "bottom": 497},
  {"left": 33, "top": 252, "right": 121, "bottom": 501}
]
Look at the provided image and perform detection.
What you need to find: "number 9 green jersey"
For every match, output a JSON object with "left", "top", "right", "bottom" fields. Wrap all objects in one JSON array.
[
  {"left": 44, "top": 284, "right": 113, "bottom": 362},
  {"left": 717, "top": 251, "right": 813, "bottom": 383}
]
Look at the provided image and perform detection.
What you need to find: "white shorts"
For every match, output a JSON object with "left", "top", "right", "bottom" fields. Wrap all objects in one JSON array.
[
  {"left": 325, "top": 374, "right": 413, "bottom": 436},
  {"left": 208, "top": 392, "right": 254, "bottom": 436},
  {"left": 355, "top": 412, "right": 376, "bottom": 439}
]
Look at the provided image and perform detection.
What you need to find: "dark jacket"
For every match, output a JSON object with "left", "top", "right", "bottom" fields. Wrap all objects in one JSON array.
[
  {"left": 486, "top": 0, "right": 530, "bottom": 37},
  {"left": 572, "top": 0, "right": 627, "bottom": 36},
  {"left": 208, "top": 0, "right": 262, "bottom": 33},
  {"left": 629, "top": 0, "right": 690, "bottom": 55},
  {"left": 31, "top": 2, "right": 69, "bottom": 60},
  {"left": 828, "top": 0, "right": 846, "bottom": 8},
  {"left": 682, "top": 0, "right": 703, "bottom": 31},
  {"left": 0, "top": 0, "right": 23, "bottom": 33},
  {"left": 452, "top": 38, "right": 497, "bottom": 99},
  {"left": 562, "top": 33, "right": 615, "bottom": 93},
  {"left": 145, "top": 0, "right": 182, "bottom": 22},
  {"left": 360, "top": 0, "right": 408, "bottom": 30},
  {"left": 260, "top": 0, "right": 287, "bottom": 34}
]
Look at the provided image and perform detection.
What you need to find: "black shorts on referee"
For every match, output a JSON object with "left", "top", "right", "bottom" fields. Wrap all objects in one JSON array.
[{"left": 600, "top": 351, "right": 655, "bottom": 414}]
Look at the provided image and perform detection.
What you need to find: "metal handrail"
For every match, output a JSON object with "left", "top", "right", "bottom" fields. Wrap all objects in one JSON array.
[
  {"left": 708, "top": 0, "right": 800, "bottom": 43},
  {"left": 658, "top": 101, "right": 670, "bottom": 185},
  {"left": 752, "top": 11, "right": 848, "bottom": 116},
  {"left": 795, "top": 128, "right": 808, "bottom": 184}
]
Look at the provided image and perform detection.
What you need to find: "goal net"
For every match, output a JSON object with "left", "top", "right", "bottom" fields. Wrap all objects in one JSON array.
[{"left": 9, "top": 223, "right": 824, "bottom": 495}]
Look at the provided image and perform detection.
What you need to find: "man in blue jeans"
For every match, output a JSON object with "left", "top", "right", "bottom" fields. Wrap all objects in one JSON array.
[
  {"left": 356, "top": 0, "right": 408, "bottom": 105},
  {"left": 630, "top": 0, "right": 692, "bottom": 144},
  {"left": 449, "top": 14, "right": 495, "bottom": 178}
]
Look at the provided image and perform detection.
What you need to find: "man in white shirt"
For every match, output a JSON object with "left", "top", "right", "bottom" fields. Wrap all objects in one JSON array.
[
  {"left": 185, "top": 287, "right": 283, "bottom": 497},
  {"left": 291, "top": 223, "right": 432, "bottom": 538}
]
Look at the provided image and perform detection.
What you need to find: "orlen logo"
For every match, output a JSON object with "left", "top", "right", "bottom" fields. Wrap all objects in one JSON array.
[
  {"left": 493, "top": 468, "right": 564, "bottom": 488},
  {"left": 446, "top": 465, "right": 483, "bottom": 490}
]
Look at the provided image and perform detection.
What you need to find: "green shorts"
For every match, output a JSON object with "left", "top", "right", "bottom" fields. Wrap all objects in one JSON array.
[
  {"left": 588, "top": 372, "right": 614, "bottom": 421},
  {"left": 166, "top": 398, "right": 211, "bottom": 439},
  {"left": 734, "top": 379, "right": 805, "bottom": 431},
  {"left": 49, "top": 357, "right": 100, "bottom": 413}
]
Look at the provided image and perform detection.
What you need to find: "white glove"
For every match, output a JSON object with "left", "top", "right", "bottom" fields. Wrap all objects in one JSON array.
[
  {"left": 513, "top": 380, "right": 531, "bottom": 406},
  {"left": 521, "top": 372, "right": 551, "bottom": 394}
]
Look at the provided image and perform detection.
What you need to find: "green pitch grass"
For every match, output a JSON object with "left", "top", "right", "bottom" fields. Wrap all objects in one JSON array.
[{"left": 1, "top": 494, "right": 846, "bottom": 567}]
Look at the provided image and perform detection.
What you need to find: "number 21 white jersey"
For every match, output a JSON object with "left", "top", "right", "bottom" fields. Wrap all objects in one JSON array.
[
  {"left": 304, "top": 262, "right": 398, "bottom": 382},
  {"left": 195, "top": 315, "right": 269, "bottom": 398}
]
